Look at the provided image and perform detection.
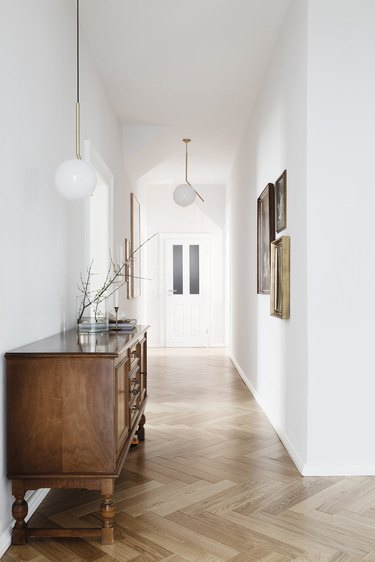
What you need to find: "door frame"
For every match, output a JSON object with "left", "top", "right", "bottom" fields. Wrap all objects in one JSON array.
[
  {"left": 159, "top": 232, "right": 211, "bottom": 347},
  {"left": 83, "top": 141, "right": 114, "bottom": 262}
]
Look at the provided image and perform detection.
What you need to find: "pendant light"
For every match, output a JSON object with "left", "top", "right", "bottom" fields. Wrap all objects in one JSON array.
[
  {"left": 54, "top": 0, "right": 96, "bottom": 200},
  {"left": 173, "top": 139, "right": 204, "bottom": 207}
]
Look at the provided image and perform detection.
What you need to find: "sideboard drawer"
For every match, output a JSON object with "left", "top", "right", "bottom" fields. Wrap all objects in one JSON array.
[
  {"left": 128, "top": 344, "right": 139, "bottom": 370},
  {"left": 115, "top": 356, "right": 130, "bottom": 455}
]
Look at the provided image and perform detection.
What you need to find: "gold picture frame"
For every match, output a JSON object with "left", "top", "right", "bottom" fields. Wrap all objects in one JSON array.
[{"left": 270, "top": 236, "right": 290, "bottom": 319}]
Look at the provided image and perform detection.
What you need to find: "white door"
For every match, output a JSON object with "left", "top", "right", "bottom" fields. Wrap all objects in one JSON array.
[{"left": 165, "top": 237, "right": 209, "bottom": 347}]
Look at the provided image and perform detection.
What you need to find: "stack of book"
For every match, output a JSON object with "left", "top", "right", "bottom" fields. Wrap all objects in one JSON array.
[{"left": 109, "top": 318, "right": 137, "bottom": 331}]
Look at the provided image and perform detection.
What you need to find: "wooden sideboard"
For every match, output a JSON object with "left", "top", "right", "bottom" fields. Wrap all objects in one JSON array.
[{"left": 5, "top": 325, "right": 149, "bottom": 545}]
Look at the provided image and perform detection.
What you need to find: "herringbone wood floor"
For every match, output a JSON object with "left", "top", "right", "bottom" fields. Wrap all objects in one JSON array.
[{"left": 4, "top": 348, "right": 375, "bottom": 561}]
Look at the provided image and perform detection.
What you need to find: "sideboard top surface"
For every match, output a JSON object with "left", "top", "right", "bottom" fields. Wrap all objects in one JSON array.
[{"left": 5, "top": 325, "right": 149, "bottom": 358}]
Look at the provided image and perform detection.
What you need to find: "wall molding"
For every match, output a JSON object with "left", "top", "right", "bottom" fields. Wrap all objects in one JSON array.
[{"left": 0, "top": 488, "right": 49, "bottom": 558}]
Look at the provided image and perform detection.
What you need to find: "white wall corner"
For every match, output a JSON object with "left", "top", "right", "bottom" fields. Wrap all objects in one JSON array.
[{"left": 230, "top": 355, "right": 375, "bottom": 476}]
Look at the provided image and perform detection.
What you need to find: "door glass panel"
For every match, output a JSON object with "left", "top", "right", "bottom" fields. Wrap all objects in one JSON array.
[
  {"left": 173, "top": 245, "right": 183, "bottom": 294},
  {"left": 189, "top": 245, "right": 200, "bottom": 295}
]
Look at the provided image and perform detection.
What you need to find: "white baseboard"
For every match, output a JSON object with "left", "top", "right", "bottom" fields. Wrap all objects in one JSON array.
[
  {"left": 230, "top": 354, "right": 305, "bottom": 475},
  {"left": 301, "top": 464, "right": 375, "bottom": 476},
  {"left": 0, "top": 488, "right": 50, "bottom": 558}
]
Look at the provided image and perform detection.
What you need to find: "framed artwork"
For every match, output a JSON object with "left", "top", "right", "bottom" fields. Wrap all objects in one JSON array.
[
  {"left": 130, "top": 193, "right": 141, "bottom": 298},
  {"left": 270, "top": 236, "right": 290, "bottom": 319},
  {"left": 124, "top": 238, "right": 132, "bottom": 299},
  {"left": 257, "top": 183, "right": 275, "bottom": 294},
  {"left": 275, "top": 169, "right": 287, "bottom": 233}
]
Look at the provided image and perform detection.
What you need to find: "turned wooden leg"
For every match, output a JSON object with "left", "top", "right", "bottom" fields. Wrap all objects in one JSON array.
[
  {"left": 12, "top": 493, "right": 28, "bottom": 545},
  {"left": 100, "top": 495, "right": 115, "bottom": 545},
  {"left": 138, "top": 413, "right": 146, "bottom": 441}
]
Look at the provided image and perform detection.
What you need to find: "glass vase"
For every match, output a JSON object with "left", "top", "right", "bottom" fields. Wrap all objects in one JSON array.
[{"left": 76, "top": 296, "right": 109, "bottom": 333}]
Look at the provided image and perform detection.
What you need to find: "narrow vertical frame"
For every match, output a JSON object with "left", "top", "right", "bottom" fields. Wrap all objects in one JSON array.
[
  {"left": 257, "top": 183, "right": 275, "bottom": 294},
  {"left": 124, "top": 238, "right": 131, "bottom": 299},
  {"left": 275, "top": 169, "right": 287, "bottom": 233},
  {"left": 130, "top": 193, "right": 141, "bottom": 299}
]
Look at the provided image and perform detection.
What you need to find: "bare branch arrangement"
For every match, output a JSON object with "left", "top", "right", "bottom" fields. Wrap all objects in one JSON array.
[{"left": 77, "top": 233, "right": 157, "bottom": 324}]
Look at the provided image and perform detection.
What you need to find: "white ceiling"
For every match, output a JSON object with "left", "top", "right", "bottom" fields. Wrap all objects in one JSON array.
[{"left": 80, "top": 0, "right": 290, "bottom": 184}]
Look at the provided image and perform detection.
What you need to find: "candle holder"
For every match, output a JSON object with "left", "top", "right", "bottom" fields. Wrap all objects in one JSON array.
[{"left": 109, "top": 306, "right": 125, "bottom": 332}]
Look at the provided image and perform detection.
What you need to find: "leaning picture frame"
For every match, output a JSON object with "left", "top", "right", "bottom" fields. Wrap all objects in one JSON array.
[
  {"left": 124, "top": 238, "right": 132, "bottom": 300},
  {"left": 275, "top": 169, "right": 287, "bottom": 233},
  {"left": 270, "top": 236, "right": 290, "bottom": 319},
  {"left": 130, "top": 193, "right": 141, "bottom": 299},
  {"left": 257, "top": 183, "right": 275, "bottom": 294}
]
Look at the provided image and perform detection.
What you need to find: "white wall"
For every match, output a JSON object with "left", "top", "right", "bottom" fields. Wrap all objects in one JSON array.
[
  {"left": 229, "top": 0, "right": 309, "bottom": 469},
  {"left": 305, "top": 0, "right": 375, "bottom": 474},
  {"left": 230, "top": 0, "right": 375, "bottom": 476},
  {"left": 0, "top": 0, "right": 134, "bottom": 553},
  {"left": 144, "top": 183, "right": 226, "bottom": 347}
]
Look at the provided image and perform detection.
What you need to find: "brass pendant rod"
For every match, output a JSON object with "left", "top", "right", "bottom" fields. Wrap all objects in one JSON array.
[
  {"left": 76, "top": 102, "right": 81, "bottom": 159},
  {"left": 184, "top": 138, "right": 190, "bottom": 185},
  {"left": 76, "top": 0, "right": 82, "bottom": 160},
  {"left": 182, "top": 138, "right": 204, "bottom": 202},
  {"left": 194, "top": 189, "right": 205, "bottom": 203}
]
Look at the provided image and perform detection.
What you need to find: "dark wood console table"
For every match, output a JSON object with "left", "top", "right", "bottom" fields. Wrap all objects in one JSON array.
[{"left": 5, "top": 326, "right": 149, "bottom": 545}]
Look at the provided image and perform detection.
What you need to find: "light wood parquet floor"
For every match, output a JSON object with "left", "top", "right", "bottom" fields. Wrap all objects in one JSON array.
[{"left": 4, "top": 348, "right": 375, "bottom": 562}]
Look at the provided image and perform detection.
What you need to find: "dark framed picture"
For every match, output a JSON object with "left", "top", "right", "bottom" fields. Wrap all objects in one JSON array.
[
  {"left": 275, "top": 169, "right": 287, "bottom": 233},
  {"left": 130, "top": 193, "right": 141, "bottom": 299},
  {"left": 270, "top": 236, "right": 290, "bottom": 319},
  {"left": 257, "top": 183, "right": 275, "bottom": 294}
]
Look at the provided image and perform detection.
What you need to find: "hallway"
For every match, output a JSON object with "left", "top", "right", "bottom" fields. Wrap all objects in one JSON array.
[{"left": 5, "top": 349, "right": 375, "bottom": 561}]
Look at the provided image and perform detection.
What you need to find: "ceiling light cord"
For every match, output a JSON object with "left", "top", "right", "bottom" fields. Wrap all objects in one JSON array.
[{"left": 76, "top": 0, "right": 81, "bottom": 159}]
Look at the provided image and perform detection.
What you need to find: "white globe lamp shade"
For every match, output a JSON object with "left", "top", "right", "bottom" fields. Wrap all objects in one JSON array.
[
  {"left": 55, "top": 158, "right": 97, "bottom": 200},
  {"left": 173, "top": 183, "right": 196, "bottom": 207}
]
